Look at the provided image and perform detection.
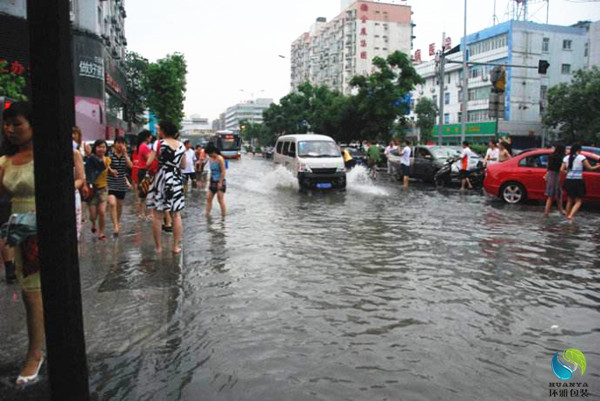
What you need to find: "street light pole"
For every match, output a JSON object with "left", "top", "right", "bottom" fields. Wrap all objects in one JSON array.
[
  {"left": 460, "top": 0, "right": 468, "bottom": 143},
  {"left": 437, "top": 32, "right": 446, "bottom": 146}
]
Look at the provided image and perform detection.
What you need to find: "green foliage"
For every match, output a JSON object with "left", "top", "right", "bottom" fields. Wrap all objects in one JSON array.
[
  {"left": 262, "top": 51, "right": 423, "bottom": 145},
  {"left": 143, "top": 53, "right": 187, "bottom": 128},
  {"left": 543, "top": 67, "right": 600, "bottom": 144},
  {"left": 124, "top": 51, "right": 149, "bottom": 125},
  {"left": 0, "top": 60, "right": 27, "bottom": 101},
  {"left": 239, "top": 119, "right": 275, "bottom": 147},
  {"left": 415, "top": 97, "right": 438, "bottom": 144}
]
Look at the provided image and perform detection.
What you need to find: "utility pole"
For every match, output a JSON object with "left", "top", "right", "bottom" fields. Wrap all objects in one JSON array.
[
  {"left": 27, "top": 1, "right": 90, "bottom": 400},
  {"left": 437, "top": 32, "right": 446, "bottom": 146},
  {"left": 461, "top": 0, "right": 468, "bottom": 143}
]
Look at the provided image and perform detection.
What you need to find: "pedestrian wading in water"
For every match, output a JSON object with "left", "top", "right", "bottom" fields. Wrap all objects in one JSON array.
[
  {"left": 204, "top": 143, "right": 227, "bottom": 217},
  {"left": 146, "top": 121, "right": 186, "bottom": 254}
]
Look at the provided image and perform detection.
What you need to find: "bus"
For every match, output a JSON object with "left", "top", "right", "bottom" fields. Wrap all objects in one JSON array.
[{"left": 210, "top": 130, "right": 241, "bottom": 159}]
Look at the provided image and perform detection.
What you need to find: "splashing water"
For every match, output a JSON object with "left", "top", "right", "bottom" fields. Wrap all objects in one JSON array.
[
  {"left": 243, "top": 165, "right": 299, "bottom": 194},
  {"left": 346, "top": 165, "right": 389, "bottom": 196}
]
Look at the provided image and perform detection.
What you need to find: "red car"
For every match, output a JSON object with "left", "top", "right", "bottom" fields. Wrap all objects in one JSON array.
[{"left": 484, "top": 149, "right": 600, "bottom": 204}]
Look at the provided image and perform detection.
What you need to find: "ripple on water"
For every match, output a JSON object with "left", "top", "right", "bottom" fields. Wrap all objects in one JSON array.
[{"left": 67, "top": 158, "right": 600, "bottom": 401}]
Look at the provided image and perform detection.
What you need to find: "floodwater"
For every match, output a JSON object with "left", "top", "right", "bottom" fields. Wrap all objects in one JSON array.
[{"left": 1, "top": 157, "right": 599, "bottom": 400}]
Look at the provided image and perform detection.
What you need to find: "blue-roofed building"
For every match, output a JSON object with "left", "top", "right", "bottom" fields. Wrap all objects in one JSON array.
[{"left": 410, "top": 20, "right": 598, "bottom": 148}]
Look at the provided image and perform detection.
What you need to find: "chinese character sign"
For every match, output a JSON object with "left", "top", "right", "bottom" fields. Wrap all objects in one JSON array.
[
  {"left": 414, "top": 50, "right": 422, "bottom": 63},
  {"left": 360, "top": 51, "right": 367, "bottom": 60},
  {"left": 445, "top": 37, "right": 452, "bottom": 51},
  {"left": 429, "top": 43, "right": 435, "bottom": 56}
]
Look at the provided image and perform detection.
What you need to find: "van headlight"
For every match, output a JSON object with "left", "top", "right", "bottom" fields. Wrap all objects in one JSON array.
[
  {"left": 336, "top": 166, "right": 346, "bottom": 172},
  {"left": 297, "top": 163, "right": 312, "bottom": 173}
]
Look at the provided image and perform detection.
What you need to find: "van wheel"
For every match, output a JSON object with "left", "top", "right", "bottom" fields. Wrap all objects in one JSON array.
[{"left": 500, "top": 182, "right": 526, "bottom": 204}]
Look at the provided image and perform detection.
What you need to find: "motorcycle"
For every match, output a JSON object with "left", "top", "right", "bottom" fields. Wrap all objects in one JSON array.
[{"left": 434, "top": 157, "right": 486, "bottom": 188}]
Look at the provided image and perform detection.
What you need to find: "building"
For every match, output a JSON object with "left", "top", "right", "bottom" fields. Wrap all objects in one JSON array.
[
  {"left": 223, "top": 98, "right": 273, "bottom": 133},
  {"left": 291, "top": 0, "right": 414, "bottom": 94},
  {"left": 0, "top": 0, "right": 129, "bottom": 141},
  {"left": 181, "top": 114, "right": 213, "bottom": 142},
  {"left": 410, "top": 20, "right": 595, "bottom": 148}
]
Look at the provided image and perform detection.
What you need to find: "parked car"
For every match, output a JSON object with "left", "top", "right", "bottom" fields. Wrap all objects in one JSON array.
[
  {"left": 388, "top": 145, "right": 481, "bottom": 183},
  {"left": 484, "top": 149, "right": 600, "bottom": 204}
]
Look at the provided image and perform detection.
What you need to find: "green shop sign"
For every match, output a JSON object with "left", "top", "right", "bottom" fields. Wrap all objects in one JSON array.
[{"left": 432, "top": 122, "right": 497, "bottom": 137}]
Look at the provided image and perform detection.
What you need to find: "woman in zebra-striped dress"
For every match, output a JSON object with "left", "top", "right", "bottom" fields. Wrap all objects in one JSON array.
[{"left": 146, "top": 121, "right": 186, "bottom": 254}]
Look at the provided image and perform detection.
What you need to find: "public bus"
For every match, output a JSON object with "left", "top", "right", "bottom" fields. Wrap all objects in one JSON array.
[{"left": 210, "top": 130, "right": 241, "bottom": 159}]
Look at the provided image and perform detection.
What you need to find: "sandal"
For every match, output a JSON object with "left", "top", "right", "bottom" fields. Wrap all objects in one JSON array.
[
  {"left": 16, "top": 355, "right": 44, "bottom": 385},
  {"left": 98, "top": 235, "right": 107, "bottom": 240},
  {"left": 91, "top": 227, "right": 97, "bottom": 234}
]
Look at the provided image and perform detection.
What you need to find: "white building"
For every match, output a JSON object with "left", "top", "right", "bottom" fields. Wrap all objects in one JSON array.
[
  {"left": 291, "top": 0, "right": 414, "bottom": 94},
  {"left": 223, "top": 98, "right": 273, "bottom": 133},
  {"left": 410, "top": 20, "right": 595, "bottom": 148},
  {"left": 181, "top": 114, "right": 213, "bottom": 142}
]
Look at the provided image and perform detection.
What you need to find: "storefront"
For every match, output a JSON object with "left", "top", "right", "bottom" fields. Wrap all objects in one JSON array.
[{"left": 432, "top": 122, "right": 498, "bottom": 145}]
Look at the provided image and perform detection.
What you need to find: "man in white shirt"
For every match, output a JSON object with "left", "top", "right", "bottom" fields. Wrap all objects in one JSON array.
[
  {"left": 484, "top": 139, "right": 500, "bottom": 166},
  {"left": 460, "top": 141, "right": 473, "bottom": 190},
  {"left": 384, "top": 140, "right": 397, "bottom": 175},
  {"left": 399, "top": 139, "right": 411, "bottom": 188},
  {"left": 182, "top": 140, "right": 197, "bottom": 193}
]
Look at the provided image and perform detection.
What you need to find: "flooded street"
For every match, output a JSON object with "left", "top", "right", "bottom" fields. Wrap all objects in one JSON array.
[{"left": 2, "top": 156, "right": 600, "bottom": 400}]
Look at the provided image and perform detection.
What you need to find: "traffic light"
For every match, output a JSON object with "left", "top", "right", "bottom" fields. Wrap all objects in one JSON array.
[
  {"left": 490, "top": 66, "right": 506, "bottom": 93},
  {"left": 538, "top": 60, "right": 550, "bottom": 74}
]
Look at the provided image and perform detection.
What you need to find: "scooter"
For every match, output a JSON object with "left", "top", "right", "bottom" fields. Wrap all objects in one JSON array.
[{"left": 434, "top": 157, "right": 486, "bottom": 188}]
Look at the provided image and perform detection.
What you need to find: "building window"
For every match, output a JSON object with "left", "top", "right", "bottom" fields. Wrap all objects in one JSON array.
[
  {"left": 444, "top": 92, "right": 450, "bottom": 104},
  {"left": 458, "top": 112, "right": 463, "bottom": 123},
  {"left": 542, "top": 38, "right": 549, "bottom": 53},
  {"left": 432, "top": 95, "right": 438, "bottom": 105},
  {"left": 563, "top": 39, "right": 572, "bottom": 50},
  {"left": 561, "top": 64, "right": 571, "bottom": 74},
  {"left": 447, "top": 73, "right": 451, "bottom": 84},
  {"left": 444, "top": 113, "right": 450, "bottom": 124},
  {"left": 458, "top": 90, "right": 463, "bottom": 101},
  {"left": 540, "top": 85, "right": 548, "bottom": 100},
  {"left": 584, "top": 42, "right": 589, "bottom": 57}
]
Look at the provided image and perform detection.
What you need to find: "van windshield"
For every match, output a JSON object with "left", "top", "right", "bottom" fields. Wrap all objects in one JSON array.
[{"left": 298, "top": 141, "right": 341, "bottom": 158}]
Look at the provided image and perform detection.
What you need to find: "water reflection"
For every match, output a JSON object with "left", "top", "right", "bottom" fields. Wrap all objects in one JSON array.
[{"left": 2, "top": 158, "right": 600, "bottom": 400}]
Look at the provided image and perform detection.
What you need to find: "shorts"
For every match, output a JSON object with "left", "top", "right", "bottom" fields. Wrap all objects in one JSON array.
[
  {"left": 108, "top": 190, "right": 126, "bottom": 200},
  {"left": 183, "top": 172, "right": 196, "bottom": 183},
  {"left": 401, "top": 164, "right": 410, "bottom": 177},
  {"left": 89, "top": 187, "right": 108, "bottom": 206},
  {"left": 564, "top": 179, "right": 586, "bottom": 200},
  {"left": 209, "top": 180, "right": 227, "bottom": 194},
  {"left": 137, "top": 168, "right": 148, "bottom": 183},
  {"left": 545, "top": 170, "right": 562, "bottom": 198},
  {"left": 459, "top": 170, "right": 471, "bottom": 179}
]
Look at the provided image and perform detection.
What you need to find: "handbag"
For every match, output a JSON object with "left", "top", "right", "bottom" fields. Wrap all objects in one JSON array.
[
  {"left": 0, "top": 212, "right": 39, "bottom": 277},
  {"left": 138, "top": 173, "right": 153, "bottom": 197},
  {"left": 82, "top": 183, "right": 95, "bottom": 202}
]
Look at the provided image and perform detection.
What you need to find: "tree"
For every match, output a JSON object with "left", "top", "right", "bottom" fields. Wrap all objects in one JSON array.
[
  {"left": 415, "top": 97, "right": 438, "bottom": 144},
  {"left": 349, "top": 51, "right": 424, "bottom": 142},
  {"left": 123, "top": 51, "right": 149, "bottom": 126},
  {"left": 144, "top": 53, "right": 187, "bottom": 128},
  {"left": 543, "top": 67, "right": 600, "bottom": 144},
  {"left": 0, "top": 60, "right": 27, "bottom": 100}
]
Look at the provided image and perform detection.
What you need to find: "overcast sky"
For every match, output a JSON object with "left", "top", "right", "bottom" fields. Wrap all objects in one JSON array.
[{"left": 125, "top": 0, "right": 600, "bottom": 121}]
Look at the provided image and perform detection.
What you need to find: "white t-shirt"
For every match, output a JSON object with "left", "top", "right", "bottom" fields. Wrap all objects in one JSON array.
[
  {"left": 182, "top": 148, "right": 196, "bottom": 173},
  {"left": 384, "top": 145, "right": 397, "bottom": 157},
  {"left": 460, "top": 147, "right": 472, "bottom": 171},
  {"left": 485, "top": 147, "right": 500, "bottom": 164},
  {"left": 563, "top": 154, "right": 586, "bottom": 179},
  {"left": 400, "top": 146, "right": 411, "bottom": 166}
]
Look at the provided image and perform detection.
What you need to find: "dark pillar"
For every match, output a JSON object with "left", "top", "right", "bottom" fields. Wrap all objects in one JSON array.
[{"left": 27, "top": 1, "right": 90, "bottom": 400}]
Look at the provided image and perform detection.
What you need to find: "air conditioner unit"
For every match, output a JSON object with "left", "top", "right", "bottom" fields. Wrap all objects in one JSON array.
[{"left": 429, "top": 87, "right": 435, "bottom": 93}]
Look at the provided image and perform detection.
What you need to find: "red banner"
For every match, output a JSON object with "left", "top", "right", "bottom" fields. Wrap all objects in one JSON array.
[
  {"left": 429, "top": 43, "right": 435, "bottom": 56},
  {"left": 414, "top": 50, "right": 422, "bottom": 63},
  {"left": 445, "top": 37, "right": 452, "bottom": 51}
]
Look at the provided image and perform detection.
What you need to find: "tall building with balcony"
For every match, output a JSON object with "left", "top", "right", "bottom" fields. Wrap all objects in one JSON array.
[
  {"left": 410, "top": 20, "right": 595, "bottom": 148},
  {"left": 0, "top": 0, "right": 129, "bottom": 141},
  {"left": 291, "top": 0, "right": 414, "bottom": 94},
  {"left": 222, "top": 98, "right": 273, "bottom": 133}
]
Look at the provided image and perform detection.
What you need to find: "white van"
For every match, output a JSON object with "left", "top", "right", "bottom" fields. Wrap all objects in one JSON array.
[{"left": 274, "top": 134, "right": 346, "bottom": 189}]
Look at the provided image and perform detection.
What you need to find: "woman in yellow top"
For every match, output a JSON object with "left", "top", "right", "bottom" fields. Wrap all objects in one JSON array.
[
  {"left": 88, "top": 139, "right": 117, "bottom": 240},
  {"left": 0, "top": 102, "right": 44, "bottom": 384}
]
